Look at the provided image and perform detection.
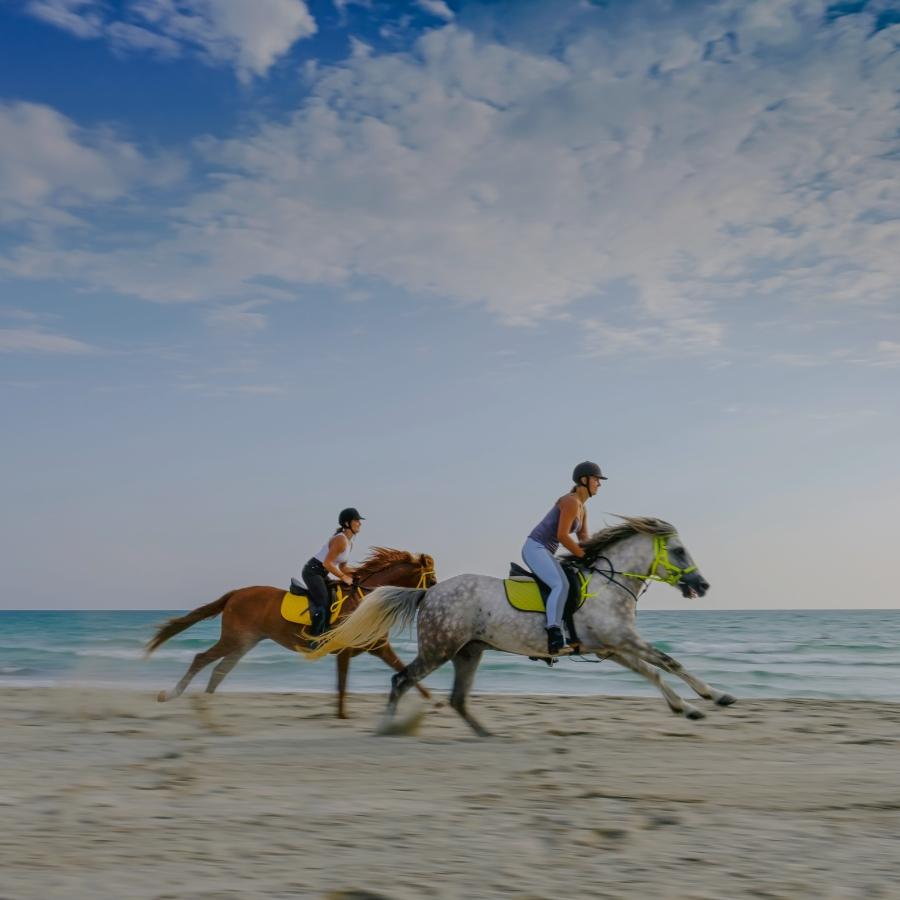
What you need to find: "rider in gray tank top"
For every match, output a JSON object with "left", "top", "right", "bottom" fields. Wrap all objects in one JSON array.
[
  {"left": 522, "top": 461, "right": 607, "bottom": 656},
  {"left": 529, "top": 505, "right": 581, "bottom": 555}
]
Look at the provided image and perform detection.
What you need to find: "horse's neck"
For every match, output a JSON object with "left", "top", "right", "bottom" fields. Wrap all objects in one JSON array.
[
  {"left": 590, "top": 536, "right": 652, "bottom": 584},
  {"left": 361, "top": 561, "right": 417, "bottom": 589}
]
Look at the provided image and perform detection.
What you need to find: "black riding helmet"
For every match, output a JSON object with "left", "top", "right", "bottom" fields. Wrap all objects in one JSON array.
[
  {"left": 572, "top": 461, "right": 607, "bottom": 484},
  {"left": 338, "top": 507, "right": 365, "bottom": 528}
]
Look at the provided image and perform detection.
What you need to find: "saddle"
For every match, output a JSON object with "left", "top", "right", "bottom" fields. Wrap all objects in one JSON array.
[
  {"left": 504, "top": 561, "right": 585, "bottom": 650},
  {"left": 281, "top": 579, "right": 351, "bottom": 627}
]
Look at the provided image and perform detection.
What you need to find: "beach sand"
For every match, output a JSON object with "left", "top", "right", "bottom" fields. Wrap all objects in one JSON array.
[{"left": 2, "top": 687, "right": 899, "bottom": 900}]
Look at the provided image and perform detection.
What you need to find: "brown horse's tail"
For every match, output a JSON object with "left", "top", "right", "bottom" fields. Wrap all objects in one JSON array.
[
  {"left": 302, "top": 586, "right": 427, "bottom": 660},
  {"left": 145, "top": 592, "right": 234, "bottom": 656}
]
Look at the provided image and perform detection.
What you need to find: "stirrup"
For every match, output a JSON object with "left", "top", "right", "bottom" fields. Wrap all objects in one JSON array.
[{"left": 529, "top": 655, "right": 558, "bottom": 668}]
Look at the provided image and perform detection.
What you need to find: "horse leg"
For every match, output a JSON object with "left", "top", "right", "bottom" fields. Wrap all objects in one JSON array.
[
  {"left": 368, "top": 642, "right": 432, "bottom": 701},
  {"left": 607, "top": 650, "right": 705, "bottom": 720},
  {"left": 629, "top": 640, "right": 736, "bottom": 706},
  {"left": 380, "top": 649, "right": 455, "bottom": 734},
  {"left": 449, "top": 641, "right": 490, "bottom": 737},
  {"left": 205, "top": 642, "right": 256, "bottom": 694},
  {"left": 158, "top": 639, "right": 231, "bottom": 702},
  {"left": 336, "top": 649, "right": 352, "bottom": 719}
]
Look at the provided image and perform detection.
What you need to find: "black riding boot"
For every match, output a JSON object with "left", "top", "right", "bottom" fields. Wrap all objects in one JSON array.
[
  {"left": 309, "top": 605, "right": 329, "bottom": 637},
  {"left": 546, "top": 626, "right": 566, "bottom": 655}
]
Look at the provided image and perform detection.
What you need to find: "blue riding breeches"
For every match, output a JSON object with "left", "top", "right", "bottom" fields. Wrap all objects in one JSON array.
[{"left": 521, "top": 537, "right": 567, "bottom": 629}]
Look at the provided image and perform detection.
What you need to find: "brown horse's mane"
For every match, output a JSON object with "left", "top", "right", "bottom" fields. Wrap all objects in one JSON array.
[
  {"left": 354, "top": 546, "right": 425, "bottom": 582},
  {"left": 563, "top": 516, "right": 675, "bottom": 566}
]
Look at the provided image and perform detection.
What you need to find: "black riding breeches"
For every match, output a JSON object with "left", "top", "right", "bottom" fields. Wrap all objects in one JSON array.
[{"left": 301, "top": 558, "right": 331, "bottom": 634}]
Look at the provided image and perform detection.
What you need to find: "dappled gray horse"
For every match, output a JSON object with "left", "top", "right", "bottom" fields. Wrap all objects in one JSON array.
[{"left": 310, "top": 517, "right": 735, "bottom": 736}]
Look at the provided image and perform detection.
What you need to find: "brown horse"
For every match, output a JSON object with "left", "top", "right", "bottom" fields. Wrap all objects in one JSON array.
[{"left": 146, "top": 547, "right": 436, "bottom": 717}]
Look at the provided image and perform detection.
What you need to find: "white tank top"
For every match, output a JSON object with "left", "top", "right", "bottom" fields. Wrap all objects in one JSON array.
[{"left": 314, "top": 532, "right": 352, "bottom": 567}]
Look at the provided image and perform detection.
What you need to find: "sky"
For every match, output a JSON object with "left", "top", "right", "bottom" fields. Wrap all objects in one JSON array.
[{"left": 1, "top": 0, "right": 898, "bottom": 611}]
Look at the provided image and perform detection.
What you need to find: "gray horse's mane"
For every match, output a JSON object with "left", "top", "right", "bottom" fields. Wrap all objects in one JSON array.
[{"left": 563, "top": 516, "right": 675, "bottom": 566}]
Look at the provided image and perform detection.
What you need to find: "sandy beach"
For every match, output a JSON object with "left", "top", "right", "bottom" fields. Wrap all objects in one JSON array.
[{"left": 2, "top": 687, "right": 899, "bottom": 900}]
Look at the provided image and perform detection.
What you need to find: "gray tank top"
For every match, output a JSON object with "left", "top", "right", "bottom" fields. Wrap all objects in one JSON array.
[
  {"left": 314, "top": 533, "right": 353, "bottom": 567},
  {"left": 528, "top": 503, "right": 581, "bottom": 554}
]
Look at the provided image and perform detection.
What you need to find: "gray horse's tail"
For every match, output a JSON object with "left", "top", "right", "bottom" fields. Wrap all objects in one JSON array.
[{"left": 304, "top": 586, "right": 426, "bottom": 660}]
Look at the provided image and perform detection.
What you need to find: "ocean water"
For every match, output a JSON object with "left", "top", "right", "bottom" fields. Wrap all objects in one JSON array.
[{"left": 1, "top": 609, "right": 900, "bottom": 700}]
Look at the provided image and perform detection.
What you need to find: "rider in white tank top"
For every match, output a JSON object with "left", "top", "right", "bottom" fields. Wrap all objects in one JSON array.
[
  {"left": 299, "top": 507, "right": 366, "bottom": 637},
  {"left": 314, "top": 535, "right": 353, "bottom": 567}
]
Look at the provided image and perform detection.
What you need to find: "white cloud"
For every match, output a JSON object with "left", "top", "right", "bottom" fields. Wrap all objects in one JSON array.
[
  {"left": 581, "top": 316, "right": 725, "bottom": 357},
  {"left": 106, "top": 20, "right": 182, "bottom": 57},
  {"left": 0, "top": 101, "right": 179, "bottom": 228},
  {"left": 205, "top": 301, "right": 269, "bottom": 332},
  {"left": 6, "top": 1, "right": 900, "bottom": 354},
  {"left": 0, "top": 306, "right": 44, "bottom": 323},
  {"left": 0, "top": 327, "right": 93, "bottom": 354},
  {"left": 24, "top": 0, "right": 317, "bottom": 80},
  {"left": 25, "top": 0, "right": 103, "bottom": 38},
  {"left": 416, "top": 0, "right": 453, "bottom": 22},
  {"left": 177, "top": 380, "right": 284, "bottom": 395}
]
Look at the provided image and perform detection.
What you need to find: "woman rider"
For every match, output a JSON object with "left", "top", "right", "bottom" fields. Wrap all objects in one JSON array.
[
  {"left": 302, "top": 508, "right": 364, "bottom": 637},
  {"left": 522, "top": 462, "right": 606, "bottom": 655}
]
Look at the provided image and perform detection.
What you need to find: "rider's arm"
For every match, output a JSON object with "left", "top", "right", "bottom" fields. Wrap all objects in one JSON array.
[
  {"left": 323, "top": 535, "right": 353, "bottom": 584},
  {"left": 556, "top": 496, "right": 585, "bottom": 557}
]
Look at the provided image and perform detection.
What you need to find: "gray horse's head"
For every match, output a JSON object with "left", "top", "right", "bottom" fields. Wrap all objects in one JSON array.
[
  {"left": 662, "top": 531, "right": 710, "bottom": 599},
  {"left": 573, "top": 516, "right": 710, "bottom": 599}
]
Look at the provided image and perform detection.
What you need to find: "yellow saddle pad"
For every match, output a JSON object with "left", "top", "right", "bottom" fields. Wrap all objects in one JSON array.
[
  {"left": 504, "top": 578, "right": 547, "bottom": 612},
  {"left": 280, "top": 590, "right": 346, "bottom": 626},
  {"left": 503, "top": 578, "right": 587, "bottom": 613}
]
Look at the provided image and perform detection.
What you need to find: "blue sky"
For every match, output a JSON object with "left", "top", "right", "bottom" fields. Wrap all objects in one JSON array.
[{"left": 1, "top": 0, "right": 898, "bottom": 610}]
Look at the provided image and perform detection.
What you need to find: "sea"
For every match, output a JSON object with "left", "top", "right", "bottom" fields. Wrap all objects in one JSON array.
[{"left": 2, "top": 609, "right": 900, "bottom": 700}]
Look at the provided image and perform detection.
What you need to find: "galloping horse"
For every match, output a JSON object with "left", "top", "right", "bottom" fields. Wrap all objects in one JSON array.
[
  {"left": 310, "top": 518, "right": 735, "bottom": 735},
  {"left": 147, "top": 547, "right": 436, "bottom": 717}
]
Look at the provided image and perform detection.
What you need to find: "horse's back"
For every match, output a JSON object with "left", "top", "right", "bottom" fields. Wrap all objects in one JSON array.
[{"left": 220, "top": 585, "right": 285, "bottom": 629}]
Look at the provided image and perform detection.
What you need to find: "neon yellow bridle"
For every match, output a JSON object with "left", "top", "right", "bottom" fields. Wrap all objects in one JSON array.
[
  {"left": 621, "top": 534, "right": 697, "bottom": 586},
  {"left": 570, "top": 534, "right": 697, "bottom": 610},
  {"left": 416, "top": 567, "right": 436, "bottom": 589},
  {"left": 330, "top": 563, "right": 434, "bottom": 618}
]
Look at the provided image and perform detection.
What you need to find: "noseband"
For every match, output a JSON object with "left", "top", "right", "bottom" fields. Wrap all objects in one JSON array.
[
  {"left": 621, "top": 534, "right": 697, "bottom": 586},
  {"left": 416, "top": 566, "right": 436, "bottom": 589}
]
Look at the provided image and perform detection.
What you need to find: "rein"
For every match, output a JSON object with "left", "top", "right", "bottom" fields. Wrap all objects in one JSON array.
[
  {"left": 621, "top": 534, "right": 696, "bottom": 586},
  {"left": 329, "top": 562, "right": 433, "bottom": 621},
  {"left": 579, "top": 534, "right": 696, "bottom": 604},
  {"left": 355, "top": 559, "right": 434, "bottom": 589}
]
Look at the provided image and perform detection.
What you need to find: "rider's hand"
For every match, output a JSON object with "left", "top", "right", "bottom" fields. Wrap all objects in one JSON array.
[{"left": 341, "top": 574, "right": 353, "bottom": 586}]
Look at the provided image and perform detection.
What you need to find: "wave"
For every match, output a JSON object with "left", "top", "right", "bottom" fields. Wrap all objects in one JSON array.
[
  {"left": 3, "top": 609, "right": 900, "bottom": 699},
  {"left": 0, "top": 665, "right": 37, "bottom": 676}
]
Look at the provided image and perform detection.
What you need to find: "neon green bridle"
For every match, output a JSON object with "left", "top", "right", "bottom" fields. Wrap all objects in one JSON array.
[
  {"left": 572, "top": 534, "right": 699, "bottom": 607},
  {"left": 621, "top": 534, "right": 697, "bottom": 586}
]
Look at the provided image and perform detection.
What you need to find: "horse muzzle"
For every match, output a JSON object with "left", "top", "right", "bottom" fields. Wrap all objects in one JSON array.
[{"left": 679, "top": 572, "right": 710, "bottom": 599}]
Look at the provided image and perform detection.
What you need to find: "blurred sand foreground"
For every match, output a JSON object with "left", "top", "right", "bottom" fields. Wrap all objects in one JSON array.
[{"left": 2, "top": 687, "right": 899, "bottom": 900}]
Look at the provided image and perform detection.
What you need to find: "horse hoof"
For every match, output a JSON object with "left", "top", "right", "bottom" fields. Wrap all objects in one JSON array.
[
  {"left": 685, "top": 708, "right": 706, "bottom": 720},
  {"left": 157, "top": 691, "right": 168, "bottom": 703},
  {"left": 715, "top": 693, "right": 737, "bottom": 707}
]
